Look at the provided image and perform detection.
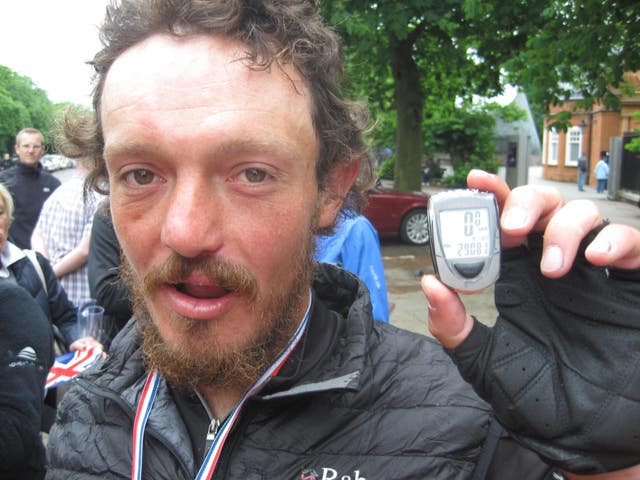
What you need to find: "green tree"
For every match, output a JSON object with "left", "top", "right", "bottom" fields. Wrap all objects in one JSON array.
[
  {"left": 626, "top": 111, "right": 640, "bottom": 152},
  {"left": 425, "top": 102, "right": 524, "bottom": 187},
  {"left": 502, "top": 0, "right": 640, "bottom": 117},
  {"left": 319, "top": 0, "right": 640, "bottom": 190},
  {"left": 320, "top": 0, "right": 541, "bottom": 191},
  {"left": 0, "top": 65, "right": 55, "bottom": 153}
]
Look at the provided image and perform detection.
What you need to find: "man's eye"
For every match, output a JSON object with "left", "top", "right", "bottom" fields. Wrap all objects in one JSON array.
[
  {"left": 244, "top": 168, "right": 268, "bottom": 183},
  {"left": 128, "top": 169, "right": 155, "bottom": 185}
]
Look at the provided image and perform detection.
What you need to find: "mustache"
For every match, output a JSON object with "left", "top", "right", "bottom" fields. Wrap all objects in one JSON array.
[{"left": 141, "top": 254, "right": 259, "bottom": 303}]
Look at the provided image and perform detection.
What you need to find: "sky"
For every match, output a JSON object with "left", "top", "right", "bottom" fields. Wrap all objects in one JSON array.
[{"left": 0, "top": 0, "right": 108, "bottom": 107}]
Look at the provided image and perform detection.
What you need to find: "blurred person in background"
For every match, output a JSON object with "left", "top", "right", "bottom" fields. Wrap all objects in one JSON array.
[
  {"left": 0, "top": 128, "right": 60, "bottom": 249},
  {"left": 0, "top": 183, "right": 102, "bottom": 431},
  {"left": 594, "top": 152, "right": 610, "bottom": 194},
  {"left": 315, "top": 212, "right": 390, "bottom": 322},
  {"left": 1, "top": 153, "right": 13, "bottom": 171},
  {"left": 32, "top": 156, "right": 102, "bottom": 308},
  {"left": 88, "top": 201, "right": 133, "bottom": 348}
]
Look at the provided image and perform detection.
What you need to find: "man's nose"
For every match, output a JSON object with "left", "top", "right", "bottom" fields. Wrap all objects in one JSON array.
[{"left": 160, "top": 180, "right": 224, "bottom": 258}]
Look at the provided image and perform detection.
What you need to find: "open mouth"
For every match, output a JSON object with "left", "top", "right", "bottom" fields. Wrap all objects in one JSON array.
[{"left": 173, "top": 282, "right": 230, "bottom": 300}]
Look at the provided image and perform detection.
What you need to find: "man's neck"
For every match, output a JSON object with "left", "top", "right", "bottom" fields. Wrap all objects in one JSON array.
[
  {"left": 198, "top": 385, "right": 245, "bottom": 421},
  {"left": 18, "top": 160, "right": 39, "bottom": 170}
]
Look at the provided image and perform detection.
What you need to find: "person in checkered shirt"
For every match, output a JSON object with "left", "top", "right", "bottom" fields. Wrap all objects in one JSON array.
[{"left": 31, "top": 156, "right": 102, "bottom": 307}]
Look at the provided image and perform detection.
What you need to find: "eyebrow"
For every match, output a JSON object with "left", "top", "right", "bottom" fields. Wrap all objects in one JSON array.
[{"left": 104, "top": 136, "right": 308, "bottom": 165}]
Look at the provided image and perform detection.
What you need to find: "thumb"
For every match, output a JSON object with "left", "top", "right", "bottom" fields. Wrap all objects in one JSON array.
[{"left": 421, "top": 274, "right": 474, "bottom": 349}]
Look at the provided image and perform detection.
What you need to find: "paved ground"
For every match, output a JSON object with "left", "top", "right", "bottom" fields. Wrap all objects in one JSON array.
[{"left": 384, "top": 166, "right": 640, "bottom": 335}]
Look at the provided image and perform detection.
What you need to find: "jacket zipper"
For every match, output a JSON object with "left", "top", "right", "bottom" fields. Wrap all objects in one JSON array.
[{"left": 205, "top": 417, "right": 222, "bottom": 453}]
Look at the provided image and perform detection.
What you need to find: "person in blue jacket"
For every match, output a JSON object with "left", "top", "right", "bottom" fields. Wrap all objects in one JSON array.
[{"left": 315, "top": 212, "right": 390, "bottom": 322}]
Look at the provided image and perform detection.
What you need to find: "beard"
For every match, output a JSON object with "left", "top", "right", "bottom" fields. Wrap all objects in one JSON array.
[{"left": 121, "top": 223, "right": 317, "bottom": 393}]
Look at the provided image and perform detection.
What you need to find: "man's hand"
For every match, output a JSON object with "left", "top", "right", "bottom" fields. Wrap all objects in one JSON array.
[
  {"left": 69, "top": 336, "right": 104, "bottom": 355},
  {"left": 421, "top": 169, "right": 640, "bottom": 475},
  {"left": 423, "top": 168, "right": 640, "bottom": 348}
]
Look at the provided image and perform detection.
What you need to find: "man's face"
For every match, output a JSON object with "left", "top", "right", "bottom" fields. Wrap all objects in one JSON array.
[
  {"left": 14, "top": 133, "right": 44, "bottom": 167},
  {"left": 101, "top": 34, "right": 342, "bottom": 389}
]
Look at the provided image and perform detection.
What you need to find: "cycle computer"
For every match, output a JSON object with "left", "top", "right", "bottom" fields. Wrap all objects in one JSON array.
[{"left": 427, "top": 189, "right": 501, "bottom": 292}]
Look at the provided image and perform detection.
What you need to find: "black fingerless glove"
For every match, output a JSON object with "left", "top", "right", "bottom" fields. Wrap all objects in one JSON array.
[{"left": 446, "top": 224, "right": 640, "bottom": 474}]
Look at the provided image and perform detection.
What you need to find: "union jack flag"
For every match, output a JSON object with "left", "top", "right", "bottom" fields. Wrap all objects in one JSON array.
[{"left": 45, "top": 347, "right": 103, "bottom": 390}]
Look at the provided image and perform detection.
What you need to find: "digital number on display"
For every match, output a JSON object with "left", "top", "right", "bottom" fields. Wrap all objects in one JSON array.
[{"left": 439, "top": 208, "right": 491, "bottom": 259}]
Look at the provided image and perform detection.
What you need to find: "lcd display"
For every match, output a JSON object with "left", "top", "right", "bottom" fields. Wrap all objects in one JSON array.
[{"left": 439, "top": 208, "right": 491, "bottom": 260}]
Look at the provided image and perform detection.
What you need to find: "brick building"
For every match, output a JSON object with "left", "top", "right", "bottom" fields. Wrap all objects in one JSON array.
[{"left": 541, "top": 73, "right": 640, "bottom": 187}]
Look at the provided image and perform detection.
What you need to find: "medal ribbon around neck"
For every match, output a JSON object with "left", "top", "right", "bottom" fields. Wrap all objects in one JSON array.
[{"left": 131, "top": 290, "right": 313, "bottom": 480}]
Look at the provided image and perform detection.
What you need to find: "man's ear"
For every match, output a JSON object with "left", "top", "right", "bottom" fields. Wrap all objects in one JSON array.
[{"left": 317, "top": 159, "right": 361, "bottom": 229}]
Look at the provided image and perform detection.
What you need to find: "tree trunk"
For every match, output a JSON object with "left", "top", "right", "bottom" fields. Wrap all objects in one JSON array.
[{"left": 391, "top": 39, "right": 424, "bottom": 192}]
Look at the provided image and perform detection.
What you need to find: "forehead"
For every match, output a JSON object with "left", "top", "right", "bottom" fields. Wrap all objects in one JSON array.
[
  {"left": 18, "top": 132, "right": 42, "bottom": 144},
  {"left": 101, "top": 34, "right": 316, "bottom": 151}
]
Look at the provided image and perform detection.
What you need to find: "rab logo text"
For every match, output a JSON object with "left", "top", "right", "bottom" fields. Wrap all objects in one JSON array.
[{"left": 301, "top": 468, "right": 367, "bottom": 480}]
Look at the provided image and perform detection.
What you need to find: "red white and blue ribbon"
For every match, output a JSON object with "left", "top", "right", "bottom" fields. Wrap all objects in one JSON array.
[
  {"left": 45, "top": 347, "right": 103, "bottom": 390},
  {"left": 131, "top": 369, "right": 161, "bottom": 480},
  {"left": 131, "top": 291, "right": 313, "bottom": 480}
]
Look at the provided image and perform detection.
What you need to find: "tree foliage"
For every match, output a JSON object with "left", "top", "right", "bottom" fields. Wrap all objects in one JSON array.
[
  {"left": 0, "top": 65, "right": 55, "bottom": 154},
  {"left": 319, "top": 0, "right": 640, "bottom": 190},
  {"left": 626, "top": 111, "right": 640, "bottom": 152},
  {"left": 321, "top": 0, "right": 502, "bottom": 191}
]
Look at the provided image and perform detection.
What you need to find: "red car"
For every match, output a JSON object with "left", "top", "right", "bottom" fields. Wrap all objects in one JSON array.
[{"left": 364, "top": 186, "right": 429, "bottom": 245}]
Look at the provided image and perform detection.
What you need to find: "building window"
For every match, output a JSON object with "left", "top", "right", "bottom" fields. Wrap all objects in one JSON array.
[
  {"left": 548, "top": 129, "right": 559, "bottom": 166},
  {"left": 565, "top": 127, "right": 582, "bottom": 166}
]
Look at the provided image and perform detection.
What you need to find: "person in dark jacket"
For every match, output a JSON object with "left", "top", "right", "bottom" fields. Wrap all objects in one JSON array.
[
  {"left": 47, "top": 1, "right": 640, "bottom": 479},
  {"left": 0, "top": 128, "right": 60, "bottom": 249},
  {"left": 0, "top": 282, "right": 54, "bottom": 480},
  {"left": 88, "top": 200, "right": 132, "bottom": 347},
  {"left": 0, "top": 183, "right": 101, "bottom": 349},
  {"left": 0, "top": 183, "right": 103, "bottom": 432}
]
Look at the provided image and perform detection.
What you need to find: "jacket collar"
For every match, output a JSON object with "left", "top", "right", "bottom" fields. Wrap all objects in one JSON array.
[
  {"left": 15, "top": 161, "right": 43, "bottom": 176},
  {"left": 0, "top": 241, "right": 26, "bottom": 277},
  {"left": 259, "top": 263, "right": 372, "bottom": 399}
]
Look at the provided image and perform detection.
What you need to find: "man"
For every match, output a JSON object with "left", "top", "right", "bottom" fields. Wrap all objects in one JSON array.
[
  {"left": 0, "top": 129, "right": 60, "bottom": 249},
  {"left": 31, "top": 156, "right": 102, "bottom": 307},
  {"left": 577, "top": 152, "right": 588, "bottom": 191},
  {"left": 47, "top": 1, "right": 640, "bottom": 479}
]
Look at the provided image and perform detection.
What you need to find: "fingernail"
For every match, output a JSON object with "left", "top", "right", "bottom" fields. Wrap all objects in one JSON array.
[
  {"left": 541, "top": 245, "right": 564, "bottom": 272},
  {"left": 588, "top": 238, "right": 611, "bottom": 254},
  {"left": 426, "top": 299, "right": 437, "bottom": 312},
  {"left": 502, "top": 206, "right": 529, "bottom": 230}
]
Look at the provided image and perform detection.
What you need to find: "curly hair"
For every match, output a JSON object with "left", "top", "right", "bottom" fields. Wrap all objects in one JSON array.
[{"left": 63, "top": 0, "right": 373, "bottom": 214}]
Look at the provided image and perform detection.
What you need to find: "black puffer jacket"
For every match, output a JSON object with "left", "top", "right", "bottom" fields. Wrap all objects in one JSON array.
[
  {"left": 46, "top": 265, "right": 552, "bottom": 479},
  {"left": 0, "top": 283, "right": 54, "bottom": 480}
]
